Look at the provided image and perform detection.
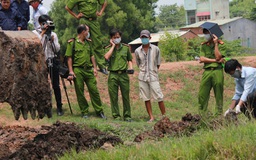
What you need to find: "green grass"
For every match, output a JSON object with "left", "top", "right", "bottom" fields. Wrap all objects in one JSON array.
[
  {"left": 1, "top": 57, "right": 256, "bottom": 159},
  {"left": 58, "top": 121, "right": 256, "bottom": 160}
]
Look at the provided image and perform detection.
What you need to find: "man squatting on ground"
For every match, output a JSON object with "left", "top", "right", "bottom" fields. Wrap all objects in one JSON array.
[
  {"left": 65, "top": 0, "right": 108, "bottom": 75},
  {"left": 104, "top": 28, "right": 134, "bottom": 122},
  {"left": 135, "top": 30, "right": 166, "bottom": 122},
  {"left": 224, "top": 59, "right": 256, "bottom": 119},
  {"left": 66, "top": 24, "right": 106, "bottom": 119},
  {"left": 33, "top": 15, "right": 64, "bottom": 116}
]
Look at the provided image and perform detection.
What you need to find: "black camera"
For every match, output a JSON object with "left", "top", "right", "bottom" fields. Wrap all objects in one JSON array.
[
  {"left": 41, "top": 20, "right": 55, "bottom": 40},
  {"left": 41, "top": 20, "right": 55, "bottom": 31}
]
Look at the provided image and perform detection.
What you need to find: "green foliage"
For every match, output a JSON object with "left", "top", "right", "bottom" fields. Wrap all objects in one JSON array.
[
  {"left": 230, "top": 0, "right": 256, "bottom": 19},
  {"left": 157, "top": 4, "right": 185, "bottom": 29},
  {"left": 159, "top": 34, "right": 250, "bottom": 62},
  {"left": 186, "top": 37, "right": 203, "bottom": 60},
  {"left": 49, "top": 0, "right": 79, "bottom": 55},
  {"left": 49, "top": 0, "right": 158, "bottom": 53},
  {"left": 222, "top": 39, "right": 249, "bottom": 57},
  {"left": 158, "top": 31, "right": 187, "bottom": 62}
]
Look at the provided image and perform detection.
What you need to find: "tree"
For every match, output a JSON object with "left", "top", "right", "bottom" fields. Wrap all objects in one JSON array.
[
  {"left": 49, "top": 0, "right": 158, "bottom": 52},
  {"left": 229, "top": 0, "right": 256, "bottom": 19},
  {"left": 157, "top": 4, "right": 185, "bottom": 29},
  {"left": 158, "top": 31, "right": 187, "bottom": 62},
  {"left": 101, "top": 0, "right": 158, "bottom": 43}
]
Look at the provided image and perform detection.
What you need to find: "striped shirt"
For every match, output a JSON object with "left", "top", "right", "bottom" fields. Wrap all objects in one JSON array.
[{"left": 135, "top": 44, "right": 161, "bottom": 82}]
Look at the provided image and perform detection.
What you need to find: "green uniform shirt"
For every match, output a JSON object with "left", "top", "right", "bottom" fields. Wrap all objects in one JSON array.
[
  {"left": 200, "top": 42, "right": 226, "bottom": 69},
  {"left": 66, "top": 0, "right": 105, "bottom": 19},
  {"left": 65, "top": 38, "right": 93, "bottom": 68},
  {"left": 106, "top": 44, "right": 132, "bottom": 71}
]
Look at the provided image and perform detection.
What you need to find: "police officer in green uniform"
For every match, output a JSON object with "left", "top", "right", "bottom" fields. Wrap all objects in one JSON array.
[
  {"left": 104, "top": 29, "right": 134, "bottom": 121},
  {"left": 66, "top": 24, "right": 106, "bottom": 119},
  {"left": 198, "top": 28, "right": 226, "bottom": 116},
  {"left": 65, "top": 0, "right": 108, "bottom": 75}
]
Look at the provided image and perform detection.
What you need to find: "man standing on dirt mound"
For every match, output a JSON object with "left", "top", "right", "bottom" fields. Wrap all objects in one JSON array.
[
  {"left": 65, "top": 0, "right": 108, "bottom": 75},
  {"left": 65, "top": 24, "right": 106, "bottom": 119},
  {"left": 135, "top": 30, "right": 166, "bottom": 123},
  {"left": 224, "top": 59, "right": 256, "bottom": 119},
  {"left": 198, "top": 22, "right": 226, "bottom": 116}
]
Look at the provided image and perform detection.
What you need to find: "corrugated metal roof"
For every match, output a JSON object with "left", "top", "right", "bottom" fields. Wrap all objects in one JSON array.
[
  {"left": 180, "top": 17, "right": 242, "bottom": 29},
  {"left": 128, "top": 30, "right": 189, "bottom": 45}
]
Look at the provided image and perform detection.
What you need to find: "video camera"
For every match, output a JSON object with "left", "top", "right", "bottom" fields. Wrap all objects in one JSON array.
[{"left": 41, "top": 20, "right": 55, "bottom": 40}]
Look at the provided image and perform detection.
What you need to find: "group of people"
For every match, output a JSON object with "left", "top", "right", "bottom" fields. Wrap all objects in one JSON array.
[
  {"left": 1, "top": 0, "right": 256, "bottom": 122},
  {"left": 0, "top": 0, "right": 166, "bottom": 122},
  {"left": 64, "top": 24, "right": 166, "bottom": 122}
]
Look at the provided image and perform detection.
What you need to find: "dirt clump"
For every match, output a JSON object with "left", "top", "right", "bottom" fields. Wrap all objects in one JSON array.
[
  {"left": 0, "top": 121, "right": 122, "bottom": 160},
  {"left": 134, "top": 113, "right": 201, "bottom": 142}
]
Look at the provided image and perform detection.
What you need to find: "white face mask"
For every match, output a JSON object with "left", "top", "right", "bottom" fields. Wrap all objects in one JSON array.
[
  {"left": 86, "top": 32, "right": 90, "bottom": 39},
  {"left": 113, "top": 37, "right": 121, "bottom": 44},
  {"left": 204, "top": 34, "right": 212, "bottom": 41}
]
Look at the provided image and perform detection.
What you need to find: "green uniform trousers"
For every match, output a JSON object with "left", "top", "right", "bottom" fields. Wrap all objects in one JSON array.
[
  {"left": 198, "top": 69, "right": 224, "bottom": 115},
  {"left": 80, "top": 18, "right": 106, "bottom": 69},
  {"left": 108, "top": 72, "right": 131, "bottom": 120},
  {"left": 73, "top": 67, "right": 103, "bottom": 114}
]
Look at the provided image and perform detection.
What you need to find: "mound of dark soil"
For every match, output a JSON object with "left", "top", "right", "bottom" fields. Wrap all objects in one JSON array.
[
  {"left": 134, "top": 112, "right": 239, "bottom": 142},
  {"left": 134, "top": 113, "right": 201, "bottom": 142},
  {"left": 0, "top": 121, "right": 122, "bottom": 160}
]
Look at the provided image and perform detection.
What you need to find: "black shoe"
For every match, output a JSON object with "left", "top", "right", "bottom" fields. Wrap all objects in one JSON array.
[
  {"left": 57, "top": 108, "right": 64, "bottom": 116},
  {"left": 57, "top": 111, "right": 64, "bottom": 116},
  {"left": 99, "top": 68, "right": 108, "bottom": 75},
  {"left": 98, "top": 112, "right": 107, "bottom": 119}
]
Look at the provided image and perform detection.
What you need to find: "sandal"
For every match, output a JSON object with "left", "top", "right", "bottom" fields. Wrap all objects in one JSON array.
[{"left": 147, "top": 119, "right": 154, "bottom": 123}]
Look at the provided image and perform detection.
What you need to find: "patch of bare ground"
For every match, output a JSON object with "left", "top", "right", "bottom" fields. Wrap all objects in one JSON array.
[{"left": 0, "top": 121, "right": 122, "bottom": 160}]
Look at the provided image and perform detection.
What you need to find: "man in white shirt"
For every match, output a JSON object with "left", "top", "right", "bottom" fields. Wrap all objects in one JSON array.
[
  {"left": 224, "top": 59, "right": 256, "bottom": 119},
  {"left": 29, "top": 0, "right": 47, "bottom": 30},
  {"left": 33, "top": 15, "right": 63, "bottom": 116}
]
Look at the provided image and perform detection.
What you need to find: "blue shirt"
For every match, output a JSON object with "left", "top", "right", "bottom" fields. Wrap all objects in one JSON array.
[
  {"left": 0, "top": 7, "right": 22, "bottom": 30},
  {"left": 232, "top": 66, "right": 256, "bottom": 102},
  {"left": 11, "top": 0, "right": 30, "bottom": 30}
]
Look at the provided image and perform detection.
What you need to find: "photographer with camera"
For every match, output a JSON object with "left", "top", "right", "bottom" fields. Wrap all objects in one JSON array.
[{"left": 33, "top": 14, "right": 63, "bottom": 116}]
